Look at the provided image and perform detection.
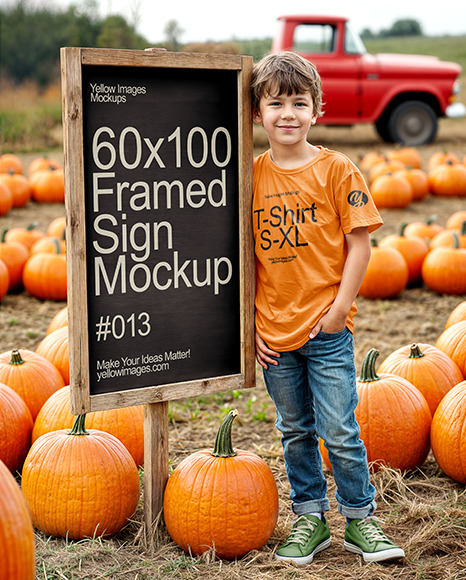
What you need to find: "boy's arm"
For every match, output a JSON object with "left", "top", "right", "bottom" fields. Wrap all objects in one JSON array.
[{"left": 309, "top": 226, "right": 371, "bottom": 338}]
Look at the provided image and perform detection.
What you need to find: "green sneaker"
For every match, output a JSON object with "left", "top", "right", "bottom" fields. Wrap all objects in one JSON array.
[
  {"left": 275, "top": 514, "right": 331, "bottom": 565},
  {"left": 344, "top": 517, "right": 405, "bottom": 563}
]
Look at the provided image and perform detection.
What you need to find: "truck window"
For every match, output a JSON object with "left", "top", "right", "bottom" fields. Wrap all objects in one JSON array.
[
  {"left": 293, "top": 24, "right": 336, "bottom": 54},
  {"left": 344, "top": 22, "right": 366, "bottom": 55}
]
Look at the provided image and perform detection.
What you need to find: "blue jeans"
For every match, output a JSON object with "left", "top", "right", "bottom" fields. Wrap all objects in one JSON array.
[{"left": 263, "top": 327, "right": 377, "bottom": 519}]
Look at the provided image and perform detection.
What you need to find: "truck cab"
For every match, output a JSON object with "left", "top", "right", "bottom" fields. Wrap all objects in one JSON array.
[{"left": 272, "top": 15, "right": 464, "bottom": 145}]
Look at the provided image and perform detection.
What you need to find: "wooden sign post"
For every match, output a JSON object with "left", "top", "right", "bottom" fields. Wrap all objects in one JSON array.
[{"left": 61, "top": 48, "right": 255, "bottom": 539}]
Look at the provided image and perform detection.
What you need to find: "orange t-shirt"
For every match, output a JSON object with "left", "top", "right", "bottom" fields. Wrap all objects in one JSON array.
[{"left": 253, "top": 146, "right": 383, "bottom": 351}]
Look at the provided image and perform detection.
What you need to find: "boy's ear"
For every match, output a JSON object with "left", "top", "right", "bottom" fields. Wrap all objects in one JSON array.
[{"left": 252, "top": 108, "right": 262, "bottom": 124}]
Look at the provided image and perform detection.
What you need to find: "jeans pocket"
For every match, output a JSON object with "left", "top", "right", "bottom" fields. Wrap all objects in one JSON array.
[{"left": 316, "top": 327, "right": 349, "bottom": 340}]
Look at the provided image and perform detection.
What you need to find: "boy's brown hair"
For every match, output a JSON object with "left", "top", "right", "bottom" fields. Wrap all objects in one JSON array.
[{"left": 251, "top": 51, "right": 323, "bottom": 117}]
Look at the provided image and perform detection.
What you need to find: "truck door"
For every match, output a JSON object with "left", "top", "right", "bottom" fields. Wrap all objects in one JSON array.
[{"left": 292, "top": 23, "right": 362, "bottom": 123}]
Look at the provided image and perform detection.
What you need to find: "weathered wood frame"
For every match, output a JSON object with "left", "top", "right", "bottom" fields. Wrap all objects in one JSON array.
[
  {"left": 61, "top": 48, "right": 255, "bottom": 534},
  {"left": 61, "top": 48, "right": 255, "bottom": 414}
]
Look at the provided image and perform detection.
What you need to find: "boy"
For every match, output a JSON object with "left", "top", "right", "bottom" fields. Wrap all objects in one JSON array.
[{"left": 251, "top": 52, "right": 405, "bottom": 565}]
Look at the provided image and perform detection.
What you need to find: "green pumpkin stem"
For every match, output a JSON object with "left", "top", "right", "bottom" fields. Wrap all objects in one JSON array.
[
  {"left": 9, "top": 349, "right": 25, "bottom": 365},
  {"left": 211, "top": 409, "right": 238, "bottom": 458},
  {"left": 409, "top": 344, "right": 425, "bottom": 359},
  {"left": 68, "top": 414, "right": 90, "bottom": 436},
  {"left": 399, "top": 223, "right": 408, "bottom": 236},
  {"left": 359, "top": 348, "right": 380, "bottom": 382}
]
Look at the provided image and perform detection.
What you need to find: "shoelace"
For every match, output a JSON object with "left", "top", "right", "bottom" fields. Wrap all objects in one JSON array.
[
  {"left": 356, "top": 517, "right": 389, "bottom": 542},
  {"left": 284, "top": 516, "right": 319, "bottom": 547}
]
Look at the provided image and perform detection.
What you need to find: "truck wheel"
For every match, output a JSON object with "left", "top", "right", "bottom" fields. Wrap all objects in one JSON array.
[
  {"left": 375, "top": 117, "right": 394, "bottom": 143},
  {"left": 388, "top": 101, "right": 438, "bottom": 145}
]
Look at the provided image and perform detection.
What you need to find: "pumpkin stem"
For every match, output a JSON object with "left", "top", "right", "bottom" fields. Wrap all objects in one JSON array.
[
  {"left": 68, "top": 414, "right": 90, "bottom": 436},
  {"left": 359, "top": 348, "right": 380, "bottom": 382},
  {"left": 27, "top": 222, "right": 39, "bottom": 231},
  {"left": 409, "top": 344, "right": 425, "bottom": 359},
  {"left": 399, "top": 223, "right": 408, "bottom": 237},
  {"left": 211, "top": 409, "right": 238, "bottom": 458},
  {"left": 9, "top": 349, "right": 25, "bottom": 365},
  {"left": 452, "top": 232, "right": 460, "bottom": 249},
  {"left": 52, "top": 237, "right": 61, "bottom": 254},
  {"left": 425, "top": 215, "right": 438, "bottom": 225},
  {"left": 370, "top": 237, "right": 378, "bottom": 248}
]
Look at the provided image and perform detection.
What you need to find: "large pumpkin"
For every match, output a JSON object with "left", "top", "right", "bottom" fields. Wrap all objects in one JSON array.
[
  {"left": 5, "top": 222, "right": 45, "bottom": 250},
  {"left": 445, "top": 301, "right": 466, "bottom": 329},
  {"left": 29, "top": 166, "right": 65, "bottom": 202},
  {"left": 355, "top": 349, "right": 432, "bottom": 471},
  {"left": 35, "top": 326, "right": 69, "bottom": 384},
  {"left": 0, "top": 229, "right": 29, "bottom": 291},
  {"left": 369, "top": 172, "right": 412, "bottom": 209},
  {"left": 422, "top": 233, "right": 466, "bottom": 295},
  {"left": 431, "top": 381, "right": 466, "bottom": 484},
  {"left": 0, "top": 349, "right": 65, "bottom": 420},
  {"left": 394, "top": 166, "right": 429, "bottom": 201},
  {"left": 21, "top": 414, "right": 140, "bottom": 539},
  {"left": 0, "top": 459, "right": 35, "bottom": 580},
  {"left": 33, "top": 385, "right": 144, "bottom": 466},
  {"left": 163, "top": 409, "right": 278, "bottom": 559},
  {"left": 377, "top": 343, "right": 463, "bottom": 415},
  {"left": 404, "top": 216, "right": 444, "bottom": 241},
  {"left": 0, "top": 382, "right": 33, "bottom": 473},
  {"left": 435, "top": 321, "right": 466, "bottom": 378},
  {"left": 0, "top": 170, "right": 31, "bottom": 208},
  {"left": 428, "top": 160, "right": 466, "bottom": 196},
  {"left": 22, "top": 239, "right": 67, "bottom": 301},
  {"left": 358, "top": 239, "right": 408, "bottom": 299},
  {"left": 379, "top": 223, "right": 429, "bottom": 286}
]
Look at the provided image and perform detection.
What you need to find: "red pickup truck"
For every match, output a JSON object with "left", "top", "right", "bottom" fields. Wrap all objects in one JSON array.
[{"left": 271, "top": 15, "right": 465, "bottom": 145}]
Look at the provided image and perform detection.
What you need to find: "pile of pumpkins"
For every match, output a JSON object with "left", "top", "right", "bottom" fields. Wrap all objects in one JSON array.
[
  {"left": 359, "top": 209, "right": 466, "bottom": 299},
  {"left": 0, "top": 152, "right": 65, "bottom": 216},
  {"left": 1, "top": 299, "right": 466, "bottom": 574},
  {"left": 359, "top": 147, "right": 466, "bottom": 208},
  {"left": 357, "top": 147, "right": 466, "bottom": 299}
]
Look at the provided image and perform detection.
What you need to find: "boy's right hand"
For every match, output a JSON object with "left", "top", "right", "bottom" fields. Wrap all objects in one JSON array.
[{"left": 255, "top": 332, "right": 280, "bottom": 370}]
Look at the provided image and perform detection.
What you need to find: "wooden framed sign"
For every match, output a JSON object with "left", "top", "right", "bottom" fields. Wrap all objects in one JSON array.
[{"left": 61, "top": 48, "right": 255, "bottom": 415}]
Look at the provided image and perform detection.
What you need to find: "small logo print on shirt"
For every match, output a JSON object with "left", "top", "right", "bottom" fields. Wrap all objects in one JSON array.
[{"left": 347, "top": 190, "right": 369, "bottom": 207}]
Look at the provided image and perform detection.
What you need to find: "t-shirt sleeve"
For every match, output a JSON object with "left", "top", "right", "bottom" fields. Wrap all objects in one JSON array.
[{"left": 337, "top": 169, "right": 383, "bottom": 235}]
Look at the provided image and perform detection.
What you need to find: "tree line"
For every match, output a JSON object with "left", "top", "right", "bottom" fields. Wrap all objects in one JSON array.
[{"left": 0, "top": 1, "right": 272, "bottom": 89}]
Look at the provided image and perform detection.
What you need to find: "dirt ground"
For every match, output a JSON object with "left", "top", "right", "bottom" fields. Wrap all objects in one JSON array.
[{"left": 1, "top": 119, "right": 466, "bottom": 579}]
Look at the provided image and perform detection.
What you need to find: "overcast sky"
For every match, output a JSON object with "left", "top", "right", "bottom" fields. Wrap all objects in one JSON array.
[{"left": 91, "top": 0, "right": 466, "bottom": 44}]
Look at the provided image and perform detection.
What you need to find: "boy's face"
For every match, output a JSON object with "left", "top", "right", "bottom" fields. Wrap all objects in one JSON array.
[{"left": 253, "top": 91, "right": 317, "bottom": 149}]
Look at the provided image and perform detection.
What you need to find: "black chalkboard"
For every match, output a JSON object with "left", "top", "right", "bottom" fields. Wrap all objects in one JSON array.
[{"left": 61, "top": 49, "right": 254, "bottom": 410}]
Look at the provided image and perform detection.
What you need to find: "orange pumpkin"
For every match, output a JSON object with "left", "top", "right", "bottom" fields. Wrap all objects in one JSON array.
[
  {"left": 0, "top": 382, "right": 33, "bottom": 473},
  {"left": 446, "top": 210, "right": 466, "bottom": 230},
  {"left": 368, "top": 158, "right": 405, "bottom": 183},
  {"left": 387, "top": 147, "right": 423, "bottom": 169},
  {"left": 0, "top": 459, "right": 35, "bottom": 580},
  {"left": 0, "top": 230, "right": 29, "bottom": 292},
  {"left": 0, "top": 258, "right": 9, "bottom": 302},
  {"left": 0, "top": 349, "right": 65, "bottom": 420},
  {"left": 33, "top": 385, "right": 145, "bottom": 466},
  {"left": 22, "top": 239, "right": 67, "bottom": 301},
  {"left": 30, "top": 235, "right": 66, "bottom": 255},
  {"left": 358, "top": 151, "right": 385, "bottom": 174},
  {"left": 431, "top": 381, "right": 466, "bottom": 484},
  {"left": 445, "top": 301, "right": 466, "bottom": 330},
  {"left": 426, "top": 151, "right": 460, "bottom": 172},
  {"left": 47, "top": 305, "right": 68, "bottom": 334},
  {"left": 29, "top": 166, "right": 65, "bottom": 203},
  {"left": 5, "top": 223, "right": 45, "bottom": 250},
  {"left": 355, "top": 349, "right": 432, "bottom": 471},
  {"left": 379, "top": 223, "right": 429, "bottom": 286},
  {"left": 0, "top": 170, "right": 31, "bottom": 207},
  {"left": 377, "top": 343, "right": 463, "bottom": 415},
  {"left": 46, "top": 215, "right": 66, "bottom": 238},
  {"left": 35, "top": 326, "right": 69, "bottom": 384},
  {"left": 28, "top": 156, "right": 62, "bottom": 176},
  {"left": 422, "top": 233, "right": 466, "bottom": 295},
  {"left": 163, "top": 409, "right": 279, "bottom": 559},
  {"left": 0, "top": 153, "right": 23, "bottom": 175},
  {"left": 435, "top": 321, "right": 466, "bottom": 379},
  {"left": 0, "top": 181, "right": 13, "bottom": 216},
  {"left": 394, "top": 166, "right": 429, "bottom": 201},
  {"left": 428, "top": 161, "right": 466, "bottom": 196},
  {"left": 369, "top": 172, "right": 413, "bottom": 208},
  {"left": 22, "top": 414, "right": 140, "bottom": 539},
  {"left": 430, "top": 221, "right": 466, "bottom": 250},
  {"left": 358, "top": 239, "right": 408, "bottom": 299},
  {"left": 404, "top": 216, "right": 444, "bottom": 241}
]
